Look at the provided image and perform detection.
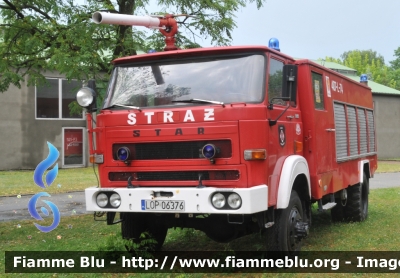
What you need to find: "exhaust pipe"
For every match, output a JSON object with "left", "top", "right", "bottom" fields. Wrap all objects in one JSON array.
[{"left": 92, "top": 11, "right": 160, "bottom": 28}]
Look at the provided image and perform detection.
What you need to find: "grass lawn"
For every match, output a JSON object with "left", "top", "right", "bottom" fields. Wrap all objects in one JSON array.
[
  {"left": 1, "top": 187, "right": 400, "bottom": 277},
  {"left": 0, "top": 167, "right": 99, "bottom": 196},
  {"left": 377, "top": 160, "right": 400, "bottom": 173},
  {"left": 1, "top": 161, "right": 399, "bottom": 276}
]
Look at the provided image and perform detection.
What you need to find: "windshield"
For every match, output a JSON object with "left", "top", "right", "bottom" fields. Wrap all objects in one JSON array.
[{"left": 103, "top": 54, "right": 265, "bottom": 109}]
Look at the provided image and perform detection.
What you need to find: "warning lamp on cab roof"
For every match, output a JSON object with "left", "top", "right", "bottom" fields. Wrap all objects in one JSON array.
[{"left": 268, "top": 38, "right": 280, "bottom": 52}]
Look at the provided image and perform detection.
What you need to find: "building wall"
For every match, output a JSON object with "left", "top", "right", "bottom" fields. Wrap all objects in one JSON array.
[
  {"left": 0, "top": 74, "right": 88, "bottom": 170},
  {"left": 373, "top": 94, "right": 400, "bottom": 159}
]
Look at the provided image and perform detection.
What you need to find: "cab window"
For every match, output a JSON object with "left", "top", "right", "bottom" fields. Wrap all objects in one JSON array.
[{"left": 268, "top": 58, "right": 284, "bottom": 105}]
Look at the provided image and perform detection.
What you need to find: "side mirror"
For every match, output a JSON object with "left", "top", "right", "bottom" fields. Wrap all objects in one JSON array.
[{"left": 282, "top": 65, "right": 298, "bottom": 104}]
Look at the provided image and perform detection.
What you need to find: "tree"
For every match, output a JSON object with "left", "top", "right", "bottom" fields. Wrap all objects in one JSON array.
[
  {"left": 389, "top": 47, "right": 400, "bottom": 90},
  {"left": 340, "top": 49, "right": 385, "bottom": 66},
  {"left": 0, "top": 0, "right": 265, "bottom": 93},
  {"left": 324, "top": 49, "right": 396, "bottom": 89}
]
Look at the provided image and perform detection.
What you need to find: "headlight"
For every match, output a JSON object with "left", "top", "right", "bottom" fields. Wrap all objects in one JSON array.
[
  {"left": 76, "top": 87, "right": 95, "bottom": 108},
  {"left": 227, "top": 193, "right": 242, "bottom": 209},
  {"left": 211, "top": 193, "right": 226, "bottom": 209},
  {"left": 110, "top": 193, "right": 121, "bottom": 208},
  {"left": 96, "top": 193, "right": 108, "bottom": 208},
  {"left": 116, "top": 147, "right": 130, "bottom": 161}
]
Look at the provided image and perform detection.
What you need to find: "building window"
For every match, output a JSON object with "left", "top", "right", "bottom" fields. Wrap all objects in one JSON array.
[
  {"left": 312, "top": 72, "right": 324, "bottom": 110},
  {"left": 36, "top": 78, "right": 83, "bottom": 119},
  {"left": 62, "top": 128, "right": 85, "bottom": 167}
]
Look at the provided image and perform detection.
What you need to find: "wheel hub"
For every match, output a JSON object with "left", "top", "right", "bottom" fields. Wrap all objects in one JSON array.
[{"left": 288, "top": 207, "right": 303, "bottom": 250}]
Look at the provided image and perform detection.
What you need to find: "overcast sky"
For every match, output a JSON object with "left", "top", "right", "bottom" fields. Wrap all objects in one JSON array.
[{"left": 194, "top": 0, "right": 400, "bottom": 65}]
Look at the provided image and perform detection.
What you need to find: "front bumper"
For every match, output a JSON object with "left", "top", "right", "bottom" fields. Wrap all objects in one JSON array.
[{"left": 85, "top": 185, "right": 268, "bottom": 214}]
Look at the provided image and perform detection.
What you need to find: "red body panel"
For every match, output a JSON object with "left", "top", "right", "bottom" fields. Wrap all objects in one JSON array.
[
  {"left": 88, "top": 47, "right": 377, "bottom": 208},
  {"left": 296, "top": 60, "right": 377, "bottom": 200}
]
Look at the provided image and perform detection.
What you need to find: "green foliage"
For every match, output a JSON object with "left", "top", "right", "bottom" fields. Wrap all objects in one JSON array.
[
  {"left": 324, "top": 49, "right": 398, "bottom": 89},
  {"left": 389, "top": 47, "right": 400, "bottom": 90},
  {"left": 340, "top": 49, "right": 385, "bottom": 65},
  {"left": 0, "top": 0, "right": 266, "bottom": 94},
  {"left": 97, "top": 231, "right": 157, "bottom": 258}
]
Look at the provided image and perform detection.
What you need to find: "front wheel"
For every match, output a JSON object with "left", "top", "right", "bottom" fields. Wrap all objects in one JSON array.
[
  {"left": 121, "top": 213, "right": 168, "bottom": 251},
  {"left": 266, "top": 190, "right": 306, "bottom": 257}
]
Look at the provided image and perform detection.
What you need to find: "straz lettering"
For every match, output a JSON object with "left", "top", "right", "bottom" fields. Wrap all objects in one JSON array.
[
  {"left": 127, "top": 113, "right": 136, "bottom": 125},
  {"left": 127, "top": 109, "right": 215, "bottom": 125},
  {"left": 204, "top": 109, "right": 214, "bottom": 121},
  {"left": 132, "top": 127, "right": 205, "bottom": 137}
]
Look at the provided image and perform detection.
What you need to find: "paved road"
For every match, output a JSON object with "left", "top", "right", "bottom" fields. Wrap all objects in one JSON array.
[
  {"left": 0, "top": 191, "right": 87, "bottom": 222},
  {"left": 0, "top": 172, "right": 398, "bottom": 222},
  {"left": 369, "top": 172, "right": 400, "bottom": 189}
]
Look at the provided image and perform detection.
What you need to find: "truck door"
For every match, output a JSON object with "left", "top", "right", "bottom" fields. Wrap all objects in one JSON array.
[{"left": 267, "top": 57, "right": 301, "bottom": 201}]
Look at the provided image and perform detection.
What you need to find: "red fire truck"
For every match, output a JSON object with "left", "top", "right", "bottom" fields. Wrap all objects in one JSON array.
[{"left": 76, "top": 12, "right": 377, "bottom": 256}]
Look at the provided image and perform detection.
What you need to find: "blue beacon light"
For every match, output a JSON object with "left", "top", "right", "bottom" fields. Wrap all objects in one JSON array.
[
  {"left": 360, "top": 74, "right": 368, "bottom": 82},
  {"left": 268, "top": 38, "right": 280, "bottom": 52},
  {"left": 117, "top": 147, "right": 130, "bottom": 161},
  {"left": 202, "top": 144, "right": 216, "bottom": 159}
]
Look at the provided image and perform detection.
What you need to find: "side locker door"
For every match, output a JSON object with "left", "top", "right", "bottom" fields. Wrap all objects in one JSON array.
[{"left": 310, "top": 67, "right": 335, "bottom": 192}]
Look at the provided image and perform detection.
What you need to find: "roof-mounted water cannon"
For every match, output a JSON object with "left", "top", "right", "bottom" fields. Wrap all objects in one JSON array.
[{"left": 92, "top": 11, "right": 179, "bottom": 51}]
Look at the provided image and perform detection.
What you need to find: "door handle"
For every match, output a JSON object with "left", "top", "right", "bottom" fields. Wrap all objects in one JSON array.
[{"left": 326, "top": 128, "right": 336, "bottom": 132}]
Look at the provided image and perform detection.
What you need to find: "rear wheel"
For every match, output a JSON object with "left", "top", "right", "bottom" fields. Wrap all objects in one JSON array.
[
  {"left": 330, "top": 200, "right": 344, "bottom": 222},
  {"left": 266, "top": 190, "right": 305, "bottom": 257},
  {"left": 331, "top": 173, "right": 369, "bottom": 222},
  {"left": 344, "top": 173, "right": 369, "bottom": 221},
  {"left": 121, "top": 213, "right": 168, "bottom": 251}
]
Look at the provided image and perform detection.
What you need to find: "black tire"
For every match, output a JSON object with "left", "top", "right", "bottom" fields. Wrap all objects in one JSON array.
[
  {"left": 204, "top": 215, "right": 238, "bottom": 243},
  {"left": 343, "top": 173, "right": 369, "bottom": 222},
  {"left": 121, "top": 213, "right": 168, "bottom": 251},
  {"left": 146, "top": 221, "right": 168, "bottom": 250},
  {"left": 266, "top": 190, "right": 304, "bottom": 257},
  {"left": 331, "top": 199, "right": 344, "bottom": 222},
  {"left": 121, "top": 213, "right": 145, "bottom": 240}
]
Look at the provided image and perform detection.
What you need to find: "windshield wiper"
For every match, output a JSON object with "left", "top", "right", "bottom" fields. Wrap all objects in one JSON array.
[
  {"left": 103, "top": 104, "right": 142, "bottom": 112},
  {"left": 172, "top": 98, "right": 225, "bottom": 107}
]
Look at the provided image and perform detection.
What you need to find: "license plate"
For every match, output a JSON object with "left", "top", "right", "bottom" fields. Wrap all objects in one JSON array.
[{"left": 141, "top": 200, "right": 185, "bottom": 211}]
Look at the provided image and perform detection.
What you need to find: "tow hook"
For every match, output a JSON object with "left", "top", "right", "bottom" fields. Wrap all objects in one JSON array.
[{"left": 294, "top": 221, "right": 309, "bottom": 240}]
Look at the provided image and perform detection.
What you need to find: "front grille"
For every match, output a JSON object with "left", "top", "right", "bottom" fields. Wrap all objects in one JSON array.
[
  {"left": 113, "top": 140, "right": 231, "bottom": 160},
  {"left": 109, "top": 170, "right": 239, "bottom": 181}
]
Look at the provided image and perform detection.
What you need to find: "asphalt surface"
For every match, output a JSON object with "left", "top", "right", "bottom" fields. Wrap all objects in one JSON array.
[
  {"left": 0, "top": 172, "right": 399, "bottom": 222},
  {"left": 0, "top": 191, "right": 87, "bottom": 222}
]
